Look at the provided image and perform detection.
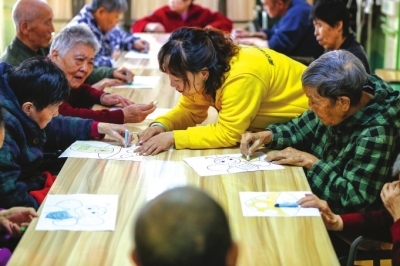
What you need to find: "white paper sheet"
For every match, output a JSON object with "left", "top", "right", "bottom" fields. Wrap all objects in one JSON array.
[
  {"left": 183, "top": 152, "right": 284, "bottom": 177},
  {"left": 111, "top": 76, "right": 160, "bottom": 89},
  {"left": 59, "top": 140, "right": 144, "bottom": 161},
  {"left": 36, "top": 194, "right": 118, "bottom": 231},
  {"left": 124, "top": 50, "right": 158, "bottom": 59},
  {"left": 239, "top": 191, "right": 320, "bottom": 217}
]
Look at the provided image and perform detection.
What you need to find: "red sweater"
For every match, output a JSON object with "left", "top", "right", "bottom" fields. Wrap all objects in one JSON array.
[
  {"left": 59, "top": 84, "right": 124, "bottom": 124},
  {"left": 341, "top": 209, "right": 400, "bottom": 265},
  {"left": 132, "top": 4, "right": 233, "bottom": 33}
]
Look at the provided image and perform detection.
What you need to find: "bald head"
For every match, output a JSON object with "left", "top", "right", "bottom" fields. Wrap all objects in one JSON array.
[
  {"left": 12, "top": 0, "right": 54, "bottom": 51},
  {"left": 133, "top": 186, "right": 237, "bottom": 266}
]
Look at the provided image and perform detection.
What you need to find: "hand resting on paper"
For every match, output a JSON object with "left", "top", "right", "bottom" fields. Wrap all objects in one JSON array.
[
  {"left": 135, "top": 129, "right": 174, "bottom": 156},
  {"left": 97, "top": 123, "right": 134, "bottom": 146}
]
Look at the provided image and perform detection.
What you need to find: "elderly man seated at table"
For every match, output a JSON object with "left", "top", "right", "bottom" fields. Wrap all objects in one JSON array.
[
  {"left": 240, "top": 50, "right": 400, "bottom": 214},
  {"left": 132, "top": 186, "right": 238, "bottom": 266},
  {"left": 0, "top": 57, "right": 134, "bottom": 210},
  {"left": 49, "top": 24, "right": 156, "bottom": 124},
  {"left": 0, "top": 0, "right": 133, "bottom": 90}
]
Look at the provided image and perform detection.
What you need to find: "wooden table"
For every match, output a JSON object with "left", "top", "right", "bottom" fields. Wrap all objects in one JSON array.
[
  {"left": 8, "top": 148, "right": 338, "bottom": 266},
  {"left": 8, "top": 33, "right": 339, "bottom": 266},
  {"left": 375, "top": 68, "right": 400, "bottom": 83}
]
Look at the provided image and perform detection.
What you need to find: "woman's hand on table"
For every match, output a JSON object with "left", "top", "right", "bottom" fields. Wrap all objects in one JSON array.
[
  {"left": 101, "top": 94, "right": 135, "bottom": 107},
  {"left": 135, "top": 131, "right": 174, "bottom": 156},
  {"left": 97, "top": 123, "right": 134, "bottom": 146},
  {"left": 298, "top": 194, "right": 343, "bottom": 231},
  {"left": 122, "top": 102, "right": 156, "bottom": 123}
]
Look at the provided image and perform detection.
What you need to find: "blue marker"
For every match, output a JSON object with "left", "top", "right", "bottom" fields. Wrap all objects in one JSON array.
[
  {"left": 274, "top": 202, "right": 299, "bottom": 208},
  {"left": 124, "top": 129, "right": 129, "bottom": 148},
  {"left": 126, "top": 71, "right": 132, "bottom": 85}
]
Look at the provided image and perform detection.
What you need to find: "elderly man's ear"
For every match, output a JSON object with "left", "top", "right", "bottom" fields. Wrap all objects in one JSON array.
[{"left": 338, "top": 96, "right": 350, "bottom": 111}]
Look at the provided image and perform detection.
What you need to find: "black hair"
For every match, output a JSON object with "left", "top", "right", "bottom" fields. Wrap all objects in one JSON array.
[
  {"left": 311, "top": 0, "right": 351, "bottom": 37},
  {"left": 8, "top": 57, "right": 70, "bottom": 111},
  {"left": 158, "top": 27, "right": 239, "bottom": 101}
]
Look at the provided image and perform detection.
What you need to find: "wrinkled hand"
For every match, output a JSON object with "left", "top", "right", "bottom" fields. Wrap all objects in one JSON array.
[
  {"left": 0, "top": 207, "right": 37, "bottom": 237},
  {"left": 92, "top": 78, "right": 126, "bottom": 91},
  {"left": 133, "top": 40, "right": 150, "bottom": 53},
  {"left": 113, "top": 67, "right": 134, "bottom": 83},
  {"left": 381, "top": 180, "right": 400, "bottom": 222},
  {"left": 101, "top": 94, "right": 135, "bottom": 107},
  {"left": 97, "top": 123, "right": 134, "bottom": 146},
  {"left": 135, "top": 132, "right": 174, "bottom": 156},
  {"left": 122, "top": 102, "right": 156, "bottom": 123},
  {"left": 298, "top": 194, "right": 343, "bottom": 231},
  {"left": 240, "top": 131, "right": 272, "bottom": 157},
  {"left": 266, "top": 147, "right": 318, "bottom": 169},
  {"left": 145, "top": 22, "right": 166, "bottom": 33}
]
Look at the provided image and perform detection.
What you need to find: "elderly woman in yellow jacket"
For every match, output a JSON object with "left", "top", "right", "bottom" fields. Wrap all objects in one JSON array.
[{"left": 136, "top": 27, "right": 307, "bottom": 155}]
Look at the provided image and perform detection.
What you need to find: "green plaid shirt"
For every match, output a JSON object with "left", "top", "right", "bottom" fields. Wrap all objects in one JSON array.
[{"left": 267, "top": 75, "right": 400, "bottom": 214}]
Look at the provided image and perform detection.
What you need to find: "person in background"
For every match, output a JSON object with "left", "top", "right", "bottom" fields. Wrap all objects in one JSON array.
[
  {"left": 0, "top": 57, "right": 134, "bottom": 210},
  {"left": 49, "top": 24, "right": 156, "bottom": 124},
  {"left": 135, "top": 27, "right": 308, "bottom": 155},
  {"left": 0, "top": 0, "right": 133, "bottom": 90},
  {"left": 240, "top": 50, "right": 400, "bottom": 214},
  {"left": 132, "top": 186, "right": 238, "bottom": 266},
  {"left": 67, "top": 0, "right": 149, "bottom": 67},
  {"left": 233, "top": 0, "right": 324, "bottom": 63},
  {"left": 298, "top": 153, "right": 400, "bottom": 263},
  {"left": 131, "top": 0, "right": 233, "bottom": 33},
  {"left": 311, "top": 0, "right": 371, "bottom": 73},
  {"left": 0, "top": 102, "right": 38, "bottom": 266}
]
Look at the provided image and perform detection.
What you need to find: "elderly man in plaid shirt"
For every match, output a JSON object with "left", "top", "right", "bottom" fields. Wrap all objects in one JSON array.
[
  {"left": 68, "top": 0, "right": 149, "bottom": 67},
  {"left": 241, "top": 50, "right": 400, "bottom": 214}
]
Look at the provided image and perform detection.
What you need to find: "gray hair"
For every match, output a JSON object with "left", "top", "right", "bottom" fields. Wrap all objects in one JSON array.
[
  {"left": 89, "top": 0, "right": 128, "bottom": 12},
  {"left": 49, "top": 24, "right": 100, "bottom": 57},
  {"left": 301, "top": 50, "right": 368, "bottom": 106}
]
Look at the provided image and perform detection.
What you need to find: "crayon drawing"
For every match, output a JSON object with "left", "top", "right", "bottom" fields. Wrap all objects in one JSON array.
[
  {"left": 183, "top": 152, "right": 284, "bottom": 177},
  {"left": 36, "top": 194, "right": 118, "bottom": 231},
  {"left": 239, "top": 191, "right": 320, "bottom": 217},
  {"left": 59, "top": 140, "right": 144, "bottom": 161}
]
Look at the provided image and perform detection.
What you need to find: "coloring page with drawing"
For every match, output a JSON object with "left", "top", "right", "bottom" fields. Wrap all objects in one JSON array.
[
  {"left": 183, "top": 152, "right": 284, "bottom": 177},
  {"left": 59, "top": 140, "right": 144, "bottom": 161},
  {"left": 36, "top": 194, "right": 118, "bottom": 231}
]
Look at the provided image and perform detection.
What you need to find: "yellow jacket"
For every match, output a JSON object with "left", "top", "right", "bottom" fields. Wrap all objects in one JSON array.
[{"left": 155, "top": 46, "right": 308, "bottom": 149}]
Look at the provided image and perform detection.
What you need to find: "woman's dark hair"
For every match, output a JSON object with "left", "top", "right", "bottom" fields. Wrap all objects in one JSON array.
[
  {"left": 0, "top": 101, "right": 4, "bottom": 128},
  {"left": 158, "top": 27, "right": 239, "bottom": 100},
  {"left": 311, "top": 0, "right": 350, "bottom": 37},
  {"left": 8, "top": 57, "right": 70, "bottom": 111}
]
